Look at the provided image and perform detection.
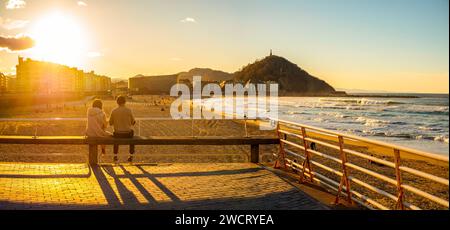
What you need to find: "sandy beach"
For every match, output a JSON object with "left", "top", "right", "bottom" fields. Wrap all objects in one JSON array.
[{"left": 0, "top": 96, "right": 275, "bottom": 164}]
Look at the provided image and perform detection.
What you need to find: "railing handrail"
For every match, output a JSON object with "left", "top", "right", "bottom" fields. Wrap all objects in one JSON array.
[
  {"left": 271, "top": 117, "right": 449, "bottom": 163},
  {"left": 0, "top": 116, "right": 447, "bottom": 162},
  {"left": 0, "top": 115, "right": 448, "bottom": 209},
  {"left": 272, "top": 117, "right": 449, "bottom": 210},
  {"left": 0, "top": 117, "right": 265, "bottom": 121}
]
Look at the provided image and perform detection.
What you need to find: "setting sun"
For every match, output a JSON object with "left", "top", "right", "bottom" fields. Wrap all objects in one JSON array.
[{"left": 27, "top": 12, "right": 88, "bottom": 67}]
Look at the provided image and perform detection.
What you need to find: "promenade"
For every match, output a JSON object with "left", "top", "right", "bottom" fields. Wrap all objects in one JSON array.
[{"left": 0, "top": 162, "right": 328, "bottom": 210}]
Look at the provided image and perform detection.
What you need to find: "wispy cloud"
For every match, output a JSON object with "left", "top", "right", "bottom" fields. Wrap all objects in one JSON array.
[
  {"left": 180, "top": 17, "right": 196, "bottom": 23},
  {"left": 170, "top": 57, "right": 182, "bottom": 61},
  {"left": 0, "top": 17, "right": 29, "bottom": 30},
  {"left": 5, "top": 0, "right": 26, "bottom": 9},
  {"left": 77, "top": 1, "right": 87, "bottom": 7},
  {"left": 87, "top": 51, "right": 103, "bottom": 58},
  {"left": 0, "top": 34, "right": 34, "bottom": 52}
]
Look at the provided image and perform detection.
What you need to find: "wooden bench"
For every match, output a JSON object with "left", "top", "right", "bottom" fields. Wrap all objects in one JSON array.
[{"left": 0, "top": 136, "right": 280, "bottom": 165}]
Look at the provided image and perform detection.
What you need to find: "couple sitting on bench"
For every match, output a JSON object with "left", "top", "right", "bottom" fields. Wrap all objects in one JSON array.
[{"left": 86, "top": 95, "right": 136, "bottom": 163}]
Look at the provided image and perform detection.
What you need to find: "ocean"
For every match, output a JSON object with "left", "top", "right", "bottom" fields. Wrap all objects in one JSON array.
[{"left": 276, "top": 94, "right": 449, "bottom": 156}]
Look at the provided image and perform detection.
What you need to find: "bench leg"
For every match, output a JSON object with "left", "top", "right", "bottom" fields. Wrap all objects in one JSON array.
[
  {"left": 251, "top": 144, "right": 259, "bottom": 163},
  {"left": 89, "top": 144, "right": 99, "bottom": 166}
]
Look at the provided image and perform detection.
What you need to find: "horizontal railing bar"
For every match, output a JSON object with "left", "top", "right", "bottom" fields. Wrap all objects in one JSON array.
[
  {"left": 303, "top": 137, "right": 341, "bottom": 151},
  {"left": 280, "top": 139, "right": 305, "bottom": 151},
  {"left": 282, "top": 124, "right": 338, "bottom": 139},
  {"left": 308, "top": 149, "right": 343, "bottom": 164},
  {"left": 401, "top": 184, "right": 449, "bottom": 208},
  {"left": 0, "top": 136, "right": 280, "bottom": 145},
  {"left": 0, "top": 117, "right": 262, "bottom": 122},
  {"left": 286, "top": 149, "right": 343, "bottom": 177},
  {"left": 399, "top": 166, "right": 449, "bottom": 186},
  {"left": 348, "top": 176, "right": 397, "bottom": 201},
  {"left": 278, "top": 129, "right": 304, "bottom": 139},
  {"left": 273, "top": 118, "right": 449, "bottom": 162},
  {"left": 350, "top": 188, "right": 390, "bottom": 210},
  {"left": 310, "top": 159, "right": 343, "bottom": 177},
  {"left": 284, "top": 148, "right": 304, "bottom": 159},
  {"left": 286, "top": 158, "right": 341, "bottom": 188},
  {"left": 344, "top": 148, "right": 395, "bottom": 168},
  {"left": 345, "top": 162, "right": 398, "bottom": 185}
]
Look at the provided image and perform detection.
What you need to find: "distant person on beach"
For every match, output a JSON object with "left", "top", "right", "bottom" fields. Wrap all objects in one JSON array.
[
  {"left": 109, "top": 95, "right": 136, "bottom": 163},
  {"left": 86, "top": 99, "right": 111, "bottom": 155}
]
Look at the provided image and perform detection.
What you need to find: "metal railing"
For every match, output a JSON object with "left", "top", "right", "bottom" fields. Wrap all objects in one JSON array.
[
  {"left": 0, "top": 116, "right": 448, "bottom": 210},
  {"left": 272, "top": 118, "right": 449, "bottom": 210},
  {"left": 0, "top": 117, "right": 257, "bottom": 137}
]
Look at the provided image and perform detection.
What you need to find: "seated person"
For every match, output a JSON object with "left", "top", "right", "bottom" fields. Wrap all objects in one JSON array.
[
  {"left": 86, "top": 99, "right": 111, "bottom": 155},
  {"left": 109, "top": 95, "right": 136, "bottom": 162}
]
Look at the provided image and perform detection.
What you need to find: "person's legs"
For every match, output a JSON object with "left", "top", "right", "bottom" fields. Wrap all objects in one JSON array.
[
  {"left": 127, "top": 130, "right": 135, "bottom": 162},
  {"left": 128, "top": 145, "right": 135, "bottom": 162},
  {"left": 113, "top": 144, "right": 119, "bottom": 162}
]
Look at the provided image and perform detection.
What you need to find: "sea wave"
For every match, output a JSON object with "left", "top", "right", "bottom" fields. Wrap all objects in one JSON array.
[
  {"left": 361, "top": 130, "right": 449, "bottom": 143},
  {"left": 356, "top": 117, "right": 390, "bottom": 127},
  {"left": 434, "top": 135, "right": 450, "bottom": 143},
  {"left": 384, "top": 105, "right": 449, "bottom": 115},
  {"left": 319, "top": 98, "right": 405, "bottom": 105},
  {"left": 286, "top": 111, "right": 306, "bottom": 115},
  {"left": 319, "top": 112, "right": 348, "bottom": 118},
  {"left": 418, "top": 126, "right": 443, "bottom": 131}
]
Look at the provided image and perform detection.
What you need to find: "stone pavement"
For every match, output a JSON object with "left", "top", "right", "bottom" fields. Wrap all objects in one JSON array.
[{"left": 0, "top": 162, "right": 328, "bottom": 210}]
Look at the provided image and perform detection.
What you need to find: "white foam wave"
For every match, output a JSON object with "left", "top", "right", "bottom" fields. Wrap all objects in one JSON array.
[
  {"left": 434, "top": 135, "right": 449, "bottom": 143},
  {"left": 356, "top": 117, "right": 390, "bottom": 127},
  {"left": 318, "top": 112, "right": 346, "bottom": 118},
  {"left": 319, "top": 98, "right": 402, "bottom": 105}
]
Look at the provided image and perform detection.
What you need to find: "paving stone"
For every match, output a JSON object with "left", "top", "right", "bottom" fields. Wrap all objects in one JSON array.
[{"left": 0, "top": 162, "right": 327, "bottom": 210}]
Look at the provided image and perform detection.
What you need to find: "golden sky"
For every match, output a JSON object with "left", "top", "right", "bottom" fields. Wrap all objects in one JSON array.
[{"left": 0, "top": 0, "right": 448, "bottom": 93}]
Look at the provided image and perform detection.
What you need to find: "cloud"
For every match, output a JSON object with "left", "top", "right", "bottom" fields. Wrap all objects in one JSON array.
[
  {"left": 180, "top": 17, "right": 196, "bottom": 23},
  {"left": 5, "top": 0, "right": 26, "bottom": 9},
  {"left": 0, "top": 17, "right": 29, "bottom": 30},
  {"left": 87, "top": 51, "right": 103, "bottom": 58},
  {"left": 0, "top": 35, "right": 35, "bottom": 52},
  {"left": 170, "top": 57, "right": 182, "bottom": 61},
  {"left": 77, "top": 1, "right": 87, "bottom": 7}
]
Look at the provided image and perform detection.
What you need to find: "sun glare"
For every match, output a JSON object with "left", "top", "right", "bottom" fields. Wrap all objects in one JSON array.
[{"left": 27, "top": 12, "right": 88, "bottom": 67}]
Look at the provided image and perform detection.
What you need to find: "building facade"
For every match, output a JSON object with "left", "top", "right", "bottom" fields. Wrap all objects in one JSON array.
[
  {"left": 15, "top": 57, "right": 111, "bottom": 94},
  {"left": 129, "top": 74, "right": 178, "bottom": 95},
  {"left": 0, "top": 72, "right": 6, "bottom": 93}
]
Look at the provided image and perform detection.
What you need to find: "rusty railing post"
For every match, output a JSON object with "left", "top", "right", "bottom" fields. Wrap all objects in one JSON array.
[
  {"left": 244, "top": 117, "right": 248, "bottom": 137},
  {"left": 393, "top": 148, "right": 405, "bottom": 210},
  {"left": 299, "top": 127, "right": 313, "bottom": 183},
  {"left": 274, "top": 122, "right": 287, "bottom": 169},
  {"left": 335, "top": 135, "right": 352, "bottom": 204}
]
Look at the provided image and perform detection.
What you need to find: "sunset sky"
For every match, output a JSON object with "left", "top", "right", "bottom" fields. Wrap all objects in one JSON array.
[{"left": 0, "top": 0, "right": 448, "bottom": 93}]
